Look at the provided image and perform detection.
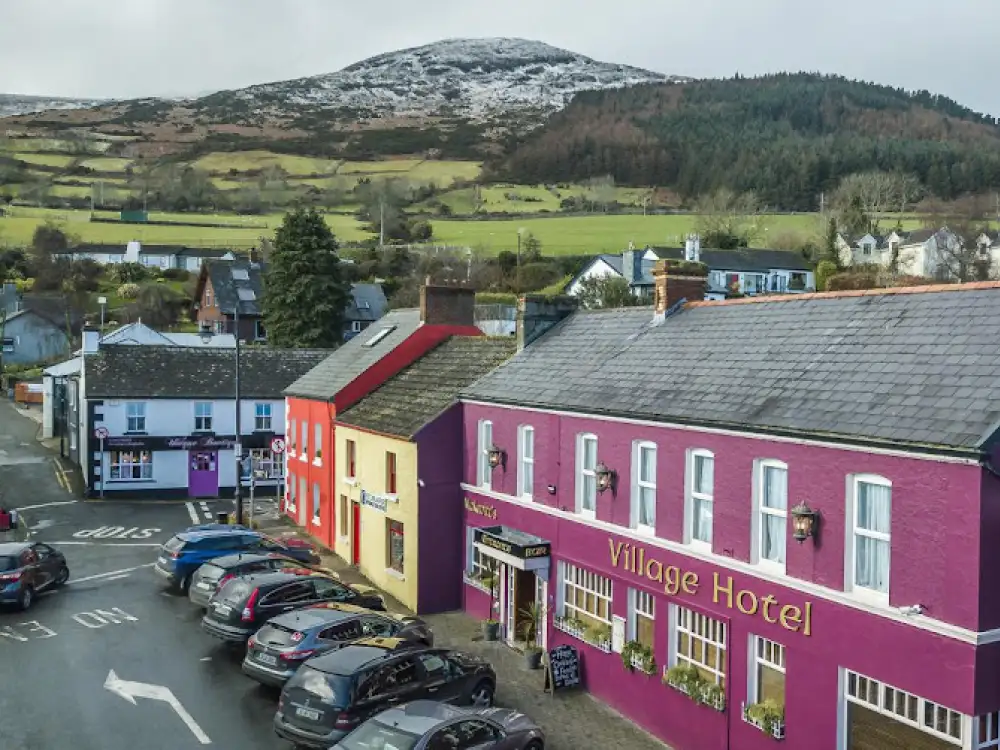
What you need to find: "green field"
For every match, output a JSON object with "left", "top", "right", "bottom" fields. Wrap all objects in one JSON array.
[
  {"left": 13, "top": 152, "right": 78, "bottom": 168},
  {"left": 79, "top": 157, "right": 134, "bottom": 172},
  {"left": 193, "top": 151, "right": 341, "bottom": 176}
]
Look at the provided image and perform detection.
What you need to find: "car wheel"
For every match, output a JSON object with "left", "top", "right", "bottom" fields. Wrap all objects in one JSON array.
[
  {"left": 525, "top": 742, "right": 544, "bottom": 750},
  {"left": 55, "top": 566, "right": 70, "bottom": 586},
  {"left": 18, "top": 585, "right": 34, "bottom": 611},
  {"left": 470, "top": 680, "right": 494, "bottom": 707}
]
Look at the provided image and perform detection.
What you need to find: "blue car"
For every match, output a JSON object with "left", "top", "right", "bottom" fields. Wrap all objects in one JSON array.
[
  {"left": 153, "top": 527, "right": 321, "bottom": 592},
  {"left": 0, "top": 542, "right": 69, "bottom": 610}
]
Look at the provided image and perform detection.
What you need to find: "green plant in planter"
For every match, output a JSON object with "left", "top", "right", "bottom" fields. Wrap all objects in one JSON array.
[
  {"left": 620, "top": 640, "right": 656, "bottom": 673},
  {"left": 745, "top": 700, "right": 785, "bottom": 736},
  {"left": 663, "top": 664, "right": 725, "bottom": 709},
  {"left": 519, "top": 602, "right": 542, "bottom": 652},
  {"left": 585, "top": 622, "right": 611, "bottom": 645}
]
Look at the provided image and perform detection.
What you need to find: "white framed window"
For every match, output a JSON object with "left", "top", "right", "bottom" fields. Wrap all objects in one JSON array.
[
  {"left": 248, "top": 448, "right": 283, "bottom": 478},
  {"left": 300, "top": 420, "right": 308, "bottom": 456},
  {"left": 314, "top": 422, "right": 322, "bottom": 460},
  {"left": 686, "top": 449, "right": 714, "bottom": 550},
  {"left": 631, "top": 441, "right": 656, "bottom": 534},
  {"left": 575, "top": 433, "right": 598, "bottom": 519},
  {"left": 289, "top": 419, "right": 297, "bottom": 452},
  {"left": 845, "top": 669, "right": 964, "bottom": 746},
  {"left": 255, "top": 403, "right": 272, "bottom": 431},
  {"left": 628, "top": 589, "right": 655, "bottom": 648},
  {"left": 558, "top": 561, "right": 612, "bottom": 630},
  {"left": 108, "top": 450, "right": 152, "bottom": 481},
  {"left": 748, "top": 636, "right": 785, "bottom": 708},
  {"left": 287, "top": 472, "right": 297, "bottom": 511},
  {"left": 312, "top": 484, "right": 321, "bottom": 525},
  {"left": 846, "top": 475, "right": 891, "bottom": 603},
  {"left": 517, "top": 425, "right": 534, "bottom": 498},
  {"left": 672, "top": 605, "right": 727, "bottom": 687},
  {"left": 978, "top": 712, "right": 1000, "bottom": 749},
  {"left": 477, "top": 420, "right": 493, "bottom": 489},
  {"left": 125, "top": 402, "right": 146, "bottom": 432},
  {"left": 752, "top": 460, "right": 788, "bottom": 573},
  {"left": 194, "top": 402, "right": 213, "bottom": 432}
]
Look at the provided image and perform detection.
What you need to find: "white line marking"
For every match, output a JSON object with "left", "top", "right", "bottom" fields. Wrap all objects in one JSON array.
[
  {"left": 104, "top": 670, "right": 211, "bottom": 744},
  {"left": 14, "top": 500, "right": 78, "bottom": 511},
  {"left": 69, "top": 564, "right": 154, "bottom": 584},
  {"left": 46, "top": 542, "right": 162, "bottom": 549},
  {"left": 185, "top": 502, "right": 199, "bottom": 525}
]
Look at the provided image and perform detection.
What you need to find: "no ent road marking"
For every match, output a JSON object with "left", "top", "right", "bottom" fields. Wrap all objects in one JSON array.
[{"left": 0, "top": 607, "right": 139, "bottom": 644}]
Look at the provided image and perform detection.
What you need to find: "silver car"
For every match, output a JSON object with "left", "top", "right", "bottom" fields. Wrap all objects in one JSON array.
[
  {"left": 333, "top": 700, "right": 545, "bottom": 750},
  {"left": 188, "top": 552, "right": 338, "bottom": 608}
]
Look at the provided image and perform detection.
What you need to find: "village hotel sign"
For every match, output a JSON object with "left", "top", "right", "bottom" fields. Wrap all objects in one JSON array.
[{"left": 610, "top": 540, "right": 814, "bottom": 636}]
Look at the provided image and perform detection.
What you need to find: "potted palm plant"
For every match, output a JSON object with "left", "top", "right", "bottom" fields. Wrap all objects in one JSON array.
[
  {"left": 520, "top": 602, "right": 543, "bottom": 669},
  {"left": 482, "top": 619, "right": 500, "bottom": 641}
]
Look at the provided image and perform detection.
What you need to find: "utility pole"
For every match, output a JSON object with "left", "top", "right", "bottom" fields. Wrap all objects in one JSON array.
[
  {"left": 819, "top": 192, "right": 826, "bottom": 215},
  {"left": 233, "top": 302, "right": 243, "bottom": 526},
  {"left": 379, "top": 201, "right": 385, "bottom": 248}
]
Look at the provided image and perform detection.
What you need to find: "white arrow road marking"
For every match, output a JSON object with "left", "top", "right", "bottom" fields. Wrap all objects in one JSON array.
[{"left": 104, "top": 670, "right": 211, "bottom": 744}]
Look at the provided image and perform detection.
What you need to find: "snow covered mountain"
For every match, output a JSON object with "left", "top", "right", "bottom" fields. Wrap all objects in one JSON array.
[
  {"left": 194, "top": 37, "right": 686, "bottom": 121},
  {"left": 0, "top": 94, "right": 106, "bottom": 118}
]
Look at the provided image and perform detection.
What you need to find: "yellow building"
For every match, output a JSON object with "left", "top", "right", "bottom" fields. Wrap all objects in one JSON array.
[{"left": 333, "top": 336, "right": 516, "bottom": 613}]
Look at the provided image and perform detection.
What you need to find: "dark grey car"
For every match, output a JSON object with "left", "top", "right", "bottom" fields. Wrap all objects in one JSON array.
[
  {"left": 333, "top": 700, "right": 545, "bottom": 750},
  {"left": 188, "top": 553, "right": 338, "bottom": 608}
]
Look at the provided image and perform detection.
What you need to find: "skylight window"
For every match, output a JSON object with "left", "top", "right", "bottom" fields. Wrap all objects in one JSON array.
[
  {"left": 237, "top": 288, "right": 256, "bottom": 301},
  {"left": 231, "top": 268, "right": 250, "bottom": 281},
  {"left": 362, "top": 325, "right": 396, "bottom": 347}
]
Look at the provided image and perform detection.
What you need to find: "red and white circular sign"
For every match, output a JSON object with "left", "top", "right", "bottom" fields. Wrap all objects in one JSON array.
[
  {"left": 94, "top": 427, "right": 109, "bottom": 439},
  {"left": 270, "top": 437, "right": 286, "bottom": 454}
]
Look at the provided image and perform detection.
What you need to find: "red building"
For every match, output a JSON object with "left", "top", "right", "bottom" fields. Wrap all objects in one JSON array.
[{"left": 282, "top": 286, "right": 483, "bottom": 549}]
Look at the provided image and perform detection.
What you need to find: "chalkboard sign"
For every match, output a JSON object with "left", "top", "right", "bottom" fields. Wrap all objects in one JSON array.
[{"left": 543, "top": 644, "right": 581, "bottom": 694}]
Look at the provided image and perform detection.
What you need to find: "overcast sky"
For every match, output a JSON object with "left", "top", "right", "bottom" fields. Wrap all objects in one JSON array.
[{"left": 2, "top": 0, "right": 997, "bottom": 115}]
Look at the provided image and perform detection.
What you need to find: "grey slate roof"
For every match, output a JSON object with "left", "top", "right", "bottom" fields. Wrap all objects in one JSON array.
[
  {"left": 648, "top": 247, "right": 813, "bottom": 273},
  {"left": 462, "top": 285, "right": 1000, "bottom": 453},
  {"left": 345, "top": 284, "right": 388, "bottom": 324},
  {"left": 205, "top": 260, "right": 264, "bottom": 316},
  {"left": 339, "top": 336, "right": 517, "bottom": 438},
  {"left": 85, "top": 345, "right": 331, "bottom": 399},
  {"left": 284, "top": 309, "right": 423, "bottom": 400}
]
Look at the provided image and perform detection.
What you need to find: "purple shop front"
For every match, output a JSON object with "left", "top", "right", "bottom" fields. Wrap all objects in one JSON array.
[{"left": 460, "top": 402, "right": 1000, "bottom": 750}]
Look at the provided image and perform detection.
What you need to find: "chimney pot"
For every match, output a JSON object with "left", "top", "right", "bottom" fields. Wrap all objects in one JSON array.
[
  {"left": 420, "top": 285, "right": 476, "bottom": 327},
  {"left": 653, "top": 260, "right": 707, "bottom": 315},
  {"left": 82, "top": 326, "right": 101, "bottom": 355}
]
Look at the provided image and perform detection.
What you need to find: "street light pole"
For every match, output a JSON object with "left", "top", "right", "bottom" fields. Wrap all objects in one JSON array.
[{"left": 234, "top": 303, "right": 243, "bottom": 527}]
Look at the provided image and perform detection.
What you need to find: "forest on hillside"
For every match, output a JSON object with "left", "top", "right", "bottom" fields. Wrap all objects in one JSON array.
[{"left": 491, "top": 74, "right": 1000, "bottom": 210}]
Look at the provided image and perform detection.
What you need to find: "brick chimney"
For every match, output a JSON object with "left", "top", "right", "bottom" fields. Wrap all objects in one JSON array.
[
  {"left": 517, "top": 294, "right": 579, "bottom": 351},
  {"left": 653, "top": 260, "right": 707, "bottom": 315},
  {"left": 420, "top": 285, "right": 476, "bottom": 327}
]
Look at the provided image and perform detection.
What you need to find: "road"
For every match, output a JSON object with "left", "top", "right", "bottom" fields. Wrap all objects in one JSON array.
[{"left": 0, "top": 403, "right": 287, "bottom": 749}]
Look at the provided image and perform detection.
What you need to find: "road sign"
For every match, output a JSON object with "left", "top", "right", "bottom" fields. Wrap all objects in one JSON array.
[
  {"left": 270, "top": 437, "right": 286, "bottom": 454},
  {"left": 94, "top": 427, "right": 109, "bottom": 439}
]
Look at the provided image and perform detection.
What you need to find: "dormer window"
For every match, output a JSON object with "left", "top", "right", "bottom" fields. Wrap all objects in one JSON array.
[{"left": 862, "top": 244, "right": 873, "bottom": 255}]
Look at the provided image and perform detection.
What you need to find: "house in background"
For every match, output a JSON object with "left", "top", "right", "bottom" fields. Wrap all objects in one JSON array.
[
  {"left": 333, "top": 335, "right": 517, "bottom": 613},
  {"left": 74, "top": 332, "right": 329, "bottom": 500},
  {"left": 343, "top": 284, "right": 388, "bottom": 341},
  {"left": 56, "top": 241, "right": 240, "bottom": 272},
  {"left": 837, "top": 227, "right": 967, "bottom": 280},
  {"left": 460, "top": 264, "right": 1000, "bottom": 750},
  {"left": 566, "top": 237, "right": 814, "bottom": 301},
  {"left": 193, "top": 259, "right": 266, "bottom": 341},
  {"left": 1, "top": 308, "right": 71, "bottom": 365},
  {"left": 98, "top": 321, "right": 236, "bottom": 348}
]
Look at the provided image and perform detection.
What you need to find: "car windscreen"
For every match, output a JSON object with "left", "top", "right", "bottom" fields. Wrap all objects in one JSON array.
[
  {"left": 255, "top": 622, "right": 301, "bottom": 647},
  {"left": 287, "top": 666, "right": 352, "bottom": 708},
  {"left": 339, "top": 719, "right": 421, "bottom": 750},
  {"left": 218, "top": 579, "right": 253, "bottom": 605},
  {"left": 163, "top": 536, "right": 186, "bottom": 553},
  {"left": 197, "top": 563, "right": 226, "bottom": 581},
  {"left": 0, "top": 555, "right": 19, "bottom": 572}
]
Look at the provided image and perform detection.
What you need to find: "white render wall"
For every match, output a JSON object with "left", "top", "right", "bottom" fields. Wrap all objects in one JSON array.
[{"left": 98, "top": 398, "right": 286, "bottom": 437}]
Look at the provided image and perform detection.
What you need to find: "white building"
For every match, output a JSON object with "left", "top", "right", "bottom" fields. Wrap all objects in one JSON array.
[
  {"left": 56, "top": 241, "right": 243, "bottom": 272},
  {"left": 72, "top": 329, "right": 329, "bottom": 500}
]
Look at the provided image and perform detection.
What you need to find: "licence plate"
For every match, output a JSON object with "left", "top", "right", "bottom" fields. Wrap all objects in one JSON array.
[
  {"left": 256, "top": 652, "right": 278, "bottom": 666},
  {"left": 196, "top": 582, "right": 210, "bottom": 590},
  {"left": 295, "top": 707, "right": 321, "bottom": 721},
  {"left": 213, "top": 603, "right": 232, "bottom": 616}
]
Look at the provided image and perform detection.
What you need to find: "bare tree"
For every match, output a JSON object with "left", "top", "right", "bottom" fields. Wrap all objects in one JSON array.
[
  {"left": 832, "top": 171, "right": 924, "bottom": 230},
  {"left": 932, "top": 223, "right": 993, "bottom": 282},
  {"left": 587, "top": 175, "right": 617, "bottom": 213},
  {"left": 693, "top": 189, "right": 764, "bottom": 248}
]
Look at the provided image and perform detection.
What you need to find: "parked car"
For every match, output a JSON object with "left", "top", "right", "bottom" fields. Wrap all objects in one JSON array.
[
  {"left": 188, "top": 553, "right": 338, "bottom": 609},
  {"left": 153, "top": 527, "right": 321, "bottom": 592},
  {"left": 273, "top": 641, "right": 497, "bottom": 748},
  {"left": 0, "top": 542, "right": 69, "bottom": 610},
  {"left": 334, "top": 701, "right": 545, "bottom": 750},
  {"left": 243, "top": 602, "right": 432, "bottom": 687},
  {"left": 201, "top": 570, "right": 386, "bottom": 644}
]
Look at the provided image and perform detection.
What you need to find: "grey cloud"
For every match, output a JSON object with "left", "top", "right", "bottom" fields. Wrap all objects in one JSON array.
[{"left": 1, "top": 0, "right": 997, "bottom": 115}]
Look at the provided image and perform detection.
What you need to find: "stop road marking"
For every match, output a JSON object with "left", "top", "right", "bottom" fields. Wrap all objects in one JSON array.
[{"left": 73, "top": 526, "right": 160, "bottom": 540}]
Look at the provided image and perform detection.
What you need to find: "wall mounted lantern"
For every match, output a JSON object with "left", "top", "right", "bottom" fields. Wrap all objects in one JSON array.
[
  {"left": 487, "top": 445, "right": 506, "bottom": 470},
  {"left": 595, "top": 462, "right": 617, "bottom": 494},
  {"left": 790, "top": 501, "right": 819, "bottom": 543}
]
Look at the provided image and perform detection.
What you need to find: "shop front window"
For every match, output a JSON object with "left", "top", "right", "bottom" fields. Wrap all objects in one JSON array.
[{"left": 109, "top": 450, "right": 152, "bottom": 481}]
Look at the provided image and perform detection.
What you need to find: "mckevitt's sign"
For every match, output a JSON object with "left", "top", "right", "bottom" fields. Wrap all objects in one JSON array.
[
  {"left": 464, "top": 498, "right": 498, "bottom": 519},
  {"left": 475, "top": 527, "right": 550, "bottom": 561},
  {"left": 610, "top": 539, "right": 814, "bottom": 636}
]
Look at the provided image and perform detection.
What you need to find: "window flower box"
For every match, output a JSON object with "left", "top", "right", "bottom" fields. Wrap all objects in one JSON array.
[
  {"left": 553, "top": 616, "right": 612, "bottom": 653},
  {"left": 621, "top": 640, "right": 656, "bottom": 675},
  {"left": 663, "top": 664, "right": 726, "bottom": 712},
  {"left": 463, "top": 573, "right": 494, "bottom": 595},
  {"left": 742, "top": 702, "right": 785, "bottom": 740}
]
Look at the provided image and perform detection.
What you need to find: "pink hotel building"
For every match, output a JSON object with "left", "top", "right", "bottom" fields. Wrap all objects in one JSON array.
[{"left": 457, "top": 267, "right": 1000, "bottom": 750}]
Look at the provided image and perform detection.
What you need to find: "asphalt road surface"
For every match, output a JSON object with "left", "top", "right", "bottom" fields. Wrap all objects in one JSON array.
[{"left": 0, "top": 404, "right": 289, "bottom": 749}]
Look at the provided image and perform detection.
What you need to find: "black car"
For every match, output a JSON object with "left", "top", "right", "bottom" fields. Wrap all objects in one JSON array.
[
  {"left": 334, "top": 701, "right": 545, "bottom": 750},
  {"left": 274, "top": 641, "right": 497, "bottom": 748},
  {"left": 188, "top": 553, "right": 339, "bottom": 608},
  {"left": 201, "top": 570, "right": 386, "bottom": 644},
  {"left": 243, "top": 602, "right": 432, "bottom": 688}
]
